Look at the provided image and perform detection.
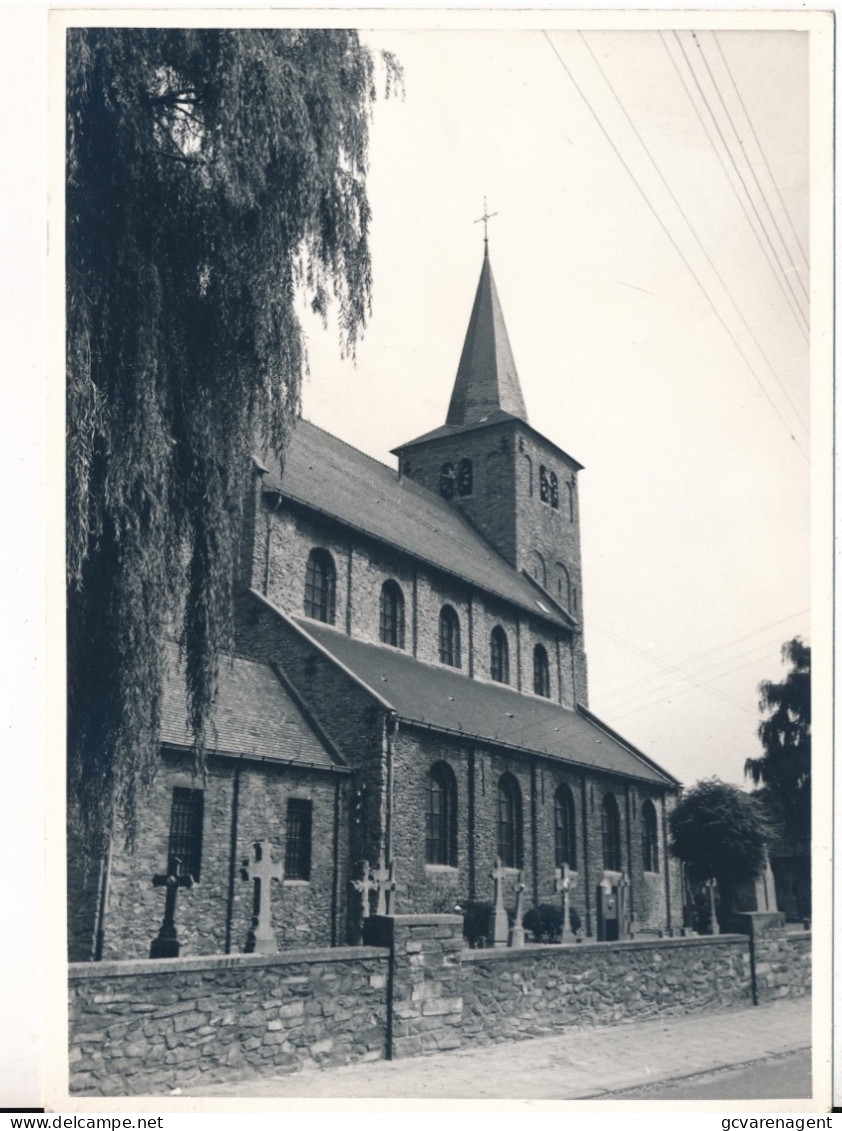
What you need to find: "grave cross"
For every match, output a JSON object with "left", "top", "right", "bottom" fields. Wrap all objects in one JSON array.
[
  {"left": 371, "top": 856, "right": 397, "bottom": 916},
  {"left": 704, "top": 877, "right": 720, "bottom": 936},
  {"left": 150, "top": 855, "right": 193, "bottom": 959},
  {"left": 508, "top": 872, "right": 526, "bottom": 948},
  {"left": 489, "top": 856, "right": 509, "bottom": 947},
  {"left": 350, "top": 859, "right": 375, "bottom": 920},
  {"left": 554, "top": 863, "right": 578, "bottom": 944},
  {"left": 241, "top": 840, "right": 285, "bottom": 954}
]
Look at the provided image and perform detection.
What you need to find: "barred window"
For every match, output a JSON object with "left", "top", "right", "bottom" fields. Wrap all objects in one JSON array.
[
  {"left": 426, "top": 763, "right": 457, "bottom": 866},
  {"left": 490, "top": 626, "right": 509, "bottom": 684},
  {"left": 602, "top": 793, "right": 622, "bottom": 872},
  {"left": 498, "top": 774, "right": 523, "bottom": 869},
  {"left": 304, "top": 548, "right": 336, "bottom": 623},
  {"left": 550, "top": 471, "right": 559, "bottom": 510},
  {"left": 533, "top": 644, "right": 551, "bottom": 698},
  {"left": 439, "top": 605, "right": 461, "bottom": 668},
  {"left": 284, "top": 798, "right": 313, "bottom": 881},
  {"left": 457, "top": 458, "right": 473, "bottom": 497},
  {"left": 554, "top": 784, "right": 577, "bottom": 869},
  {"left": 168, "top": 787, "right": 204, "bottom": 881},
  {"left": 379, "top": 580, "right": 405, "bottom": 649},
  {"left": 642, "top": 799, "right": 659, "bottom": 872},
  {"left": 539, "top": 464, "right": 550, "bottom": 504}
]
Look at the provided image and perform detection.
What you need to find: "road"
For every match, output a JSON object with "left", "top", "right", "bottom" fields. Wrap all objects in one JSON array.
[{"left": 588, "top": 1049, "right": 811, "bottom": 1101}]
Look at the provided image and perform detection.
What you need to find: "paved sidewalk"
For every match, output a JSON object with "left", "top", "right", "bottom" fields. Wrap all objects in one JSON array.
[{"left": 184, "top": 995, "right": 812, "bottom": 1101}]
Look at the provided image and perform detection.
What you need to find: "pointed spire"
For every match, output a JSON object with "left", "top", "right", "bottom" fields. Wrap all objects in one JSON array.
[{"left": 446, "top": 248, "right": 528, "bottom": 427}]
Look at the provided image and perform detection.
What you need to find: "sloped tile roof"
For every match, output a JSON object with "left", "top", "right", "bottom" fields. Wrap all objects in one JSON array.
[
  {"left": 295, "top": 620, "right": 679, "bottom": 787},
  {"left": 263, "top": 419, "right": 572, "bottom": 629},
  {"left": 159, "top": 641, "right": 343, "bottom": 771}
]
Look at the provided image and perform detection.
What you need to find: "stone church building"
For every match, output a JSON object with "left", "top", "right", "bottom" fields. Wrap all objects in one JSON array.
[{"left": 68, "top": 247, "right": 682, "bottom": 963}]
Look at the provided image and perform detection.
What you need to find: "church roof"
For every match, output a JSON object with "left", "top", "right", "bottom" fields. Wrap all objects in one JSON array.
[
  {"left": 445, "top": 248, "right": 528, "bottom": 427},
  {"left": 262, "top": 420, "right": 572, "bottom": 630},
  {"left": 159, "top": 641, "right": 345, "bottom": 771},
  {"left": 295, "top": 621, "right": 679, "bottom": 788}
]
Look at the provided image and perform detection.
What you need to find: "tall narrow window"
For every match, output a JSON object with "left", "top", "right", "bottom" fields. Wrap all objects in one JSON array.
[
  {"left": 304, "top": 548, "right": 336, "bottom": 623},
  {"left": 498, "top": 774, "right": 523, "bottom": 869},
  {"left": 550, "top": 471, "right": 559, "bottom": 510},
  {"left": 457, "top": 458, "right": 473, "bottom": 497},
  {"left": 533, "top": 644, "right": 551, "bottom": 698},
  {"left": 168, "top": 787, "right": 204, "bottom": 881},
  {"left": 426, "top": 763, "right": 457, "bottom": 866},
  {"left": 602, "top": 793, "right": 622, "bottom": 872},
  {"left": 554, "top": 784, "right": 577, "bottom": 869},
  {"left": 522, "top": 453, "right": 533, "bottom": 497},
  {"left": 642, "top": 799, "right": 659, "bottom": 872},
  {"left": 490, "top": 626, "right": 509, "bottom": 684},
  {"left": 284, "top": 798, "right": 313, "bottom": 880},
  {"left": 379, "top": 580, "right": 405, "bottom": 649},
  {"left": 556, "top": 563, "right": 571, "bottom": 609},
  {"left": 539, "top": 464, "right": 550, "bottom": 504},
  {"left": 529, "top": 550, "right": 547, "bottom": 588},
  {"left": 567, "top": 481, "right": 576, "bottom": 521},
  {"left": 438, "top": 605, "right": 461, "bottom": 668}
]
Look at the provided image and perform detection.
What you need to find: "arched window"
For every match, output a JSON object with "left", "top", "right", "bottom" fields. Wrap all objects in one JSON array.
[
  {"left": 642, "top": 799, "right": 659, "bottom": 872},
  {"left": 490, "top": 626, "right": 509, "bottom": 684},
  {"left": 529, "top": 550, "right": 547, "bottom": 588},
  {"left": 457, "top": 458, "right": 473, "bottom": 497},
  {"left": 554, "top": 784, "right": 576, "bottom": 869},
  {"left": 439, "top": 462, "right": 456, "bottom": 499},
  {"left": 556, "top": 563, "right": 571, "bottom": 609},
  {"left": 602, "top": 793, "right": 622, "bottom": 872},
  {"left": 486, "top": 451, "right": 502, "bottom": 495},
  {"left": 550, "top": 471, "right": 559, "bottom": 510},
  {"left": 304, "top": 548, "right": 336, "bottom": 623},
  {"left": 438, "top": 605, "right": 461, "bottom": 668},
  {"left": 539, "top": 464, "right": 550, "bottom": 504},
  {"left": 533, "top": 644, "right": 551, "bottom": 698},
  {"left": 426, "top": 762, "right": 457, "bottom": 866},
  {"left": 498, "top": 773, "right": 523, "bottom": 869},
  {"left": 522, "top": 452, "right": 533, "bottom": 497},
  {"left": 379, "top": 580, "right": 405, "bottom": 649}
]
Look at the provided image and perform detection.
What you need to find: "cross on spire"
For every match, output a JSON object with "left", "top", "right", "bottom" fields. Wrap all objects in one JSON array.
[{"left": 474, "top": 196, "right": 498, "bottom": 246}]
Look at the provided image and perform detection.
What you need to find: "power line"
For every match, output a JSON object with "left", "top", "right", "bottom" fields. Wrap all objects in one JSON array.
[
  {"left": 692, "top": 31, "right": 809, "bottom": 310},
  {"left": 578, "top": 31, "right": 808, "bottom": 439},
  {"left": 667, "top": 31, "right": 810, "bottom": 342},
  {"left": 541, "top": 31, "right": 808, "bottom": 462},
  {"left": 712, "top": 30, "right": 809, "bottom": 272}
]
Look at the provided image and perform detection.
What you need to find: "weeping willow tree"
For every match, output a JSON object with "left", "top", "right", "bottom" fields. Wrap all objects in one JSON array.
[{"left": 67, "top": 27, "right": 400, "bottom": 856}]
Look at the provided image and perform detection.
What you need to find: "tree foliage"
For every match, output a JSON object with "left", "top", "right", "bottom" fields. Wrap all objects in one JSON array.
[
  {"left": 745, "top": 637, "right": 811, "bottom": 846},
  {"left": 668, "top": 778, "right": 767, "bottom": 896},
  {"left": 67, "top": 28, "right": 400, "bottom": 854}
]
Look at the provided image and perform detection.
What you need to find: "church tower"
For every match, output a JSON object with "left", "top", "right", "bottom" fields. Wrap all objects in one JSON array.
[{"left": 393, "top": 244, "right": 588, "bottom": 694}]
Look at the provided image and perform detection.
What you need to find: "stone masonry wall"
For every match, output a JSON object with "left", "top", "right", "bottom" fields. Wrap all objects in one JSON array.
[
  {"left": 736, "top": 913, "right": 811, "bottom": 1004},
  {"left": 68, "top": 948, "right": 389, "bottom": 1095},
  {"left": 460, "top": 935, "right": 752, "bottom": 1046},
  {"left": 364, "top": 914, "right": 464, "bottom": 1059}
]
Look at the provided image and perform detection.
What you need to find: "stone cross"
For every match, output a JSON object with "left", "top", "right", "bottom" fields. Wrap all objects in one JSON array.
[
  {"left": 488, "top": 856, "right": 510, "bottom": 947},
  {"left": 508, "top": 872, "right": 526, "bottom": 948},
  {"left": 704, "top": 877, "right": 720, "bottom": 935},
  {"left": 371, "top": 856, "right": 397, "bottom": 916},
  {"left": 350, "top": 859, "right": 375, "bottom": 920},
  {"left": 241, "top": 840, "right": 285, "bottom": 954},
  {"left": 150, "top": 855, "right": 193, "bottom": 959},
  {"left": 554, "top": 863, "right": 577, "bottom": 944}
]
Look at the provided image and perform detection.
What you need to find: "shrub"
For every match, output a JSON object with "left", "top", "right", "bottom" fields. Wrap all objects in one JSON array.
[{"left": 523, "top": 903, "right": 581, "bottom": 942}]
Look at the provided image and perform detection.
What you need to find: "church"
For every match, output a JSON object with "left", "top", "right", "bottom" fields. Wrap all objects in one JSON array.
[{"left": 68, "top": 244, "right": 682, "bottom": 963}]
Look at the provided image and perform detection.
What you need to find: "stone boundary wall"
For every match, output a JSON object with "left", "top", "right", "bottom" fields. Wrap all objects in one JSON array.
[
  {"left": 735, "top": 912, "right": 812, "bottom": 1004},
  {"left": 460, "top": 935, "right": 750, "bottom": 1046},
  {"left": 68, "top": 916, "right": 813, "bottom": 1093},
  {"left": 68, "top": 947, "right": 389, "bottom": 1095}
]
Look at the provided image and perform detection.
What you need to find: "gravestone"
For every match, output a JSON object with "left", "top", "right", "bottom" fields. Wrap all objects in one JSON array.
[
  {"left": 488, "top": 857, "right": 509, "bottom": 947},
  {"left": 508, "top": 872, "right": 526, "bottom": 948},
  {"left": 150, "top": 855, "right": 193, "bottom": 959},
  {"left": 241, "top": 840, "right": 285, "bottom": 954},
  {"left": 371, "top": 856, "right": 397, "bottom": 916},
  {"left": 596, "top": 875, "right": 619, "bottom": 942},
  {"left": 617, "top": 872, "right": 631, "bottom": 940},
  {"left": 554, "top": 863, "right": 578, "bottom": 944}
]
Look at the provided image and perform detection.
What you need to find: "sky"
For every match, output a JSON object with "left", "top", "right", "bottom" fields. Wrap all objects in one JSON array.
[{"left": 298, "top": 21, "right": 819, "bottom": 790}]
